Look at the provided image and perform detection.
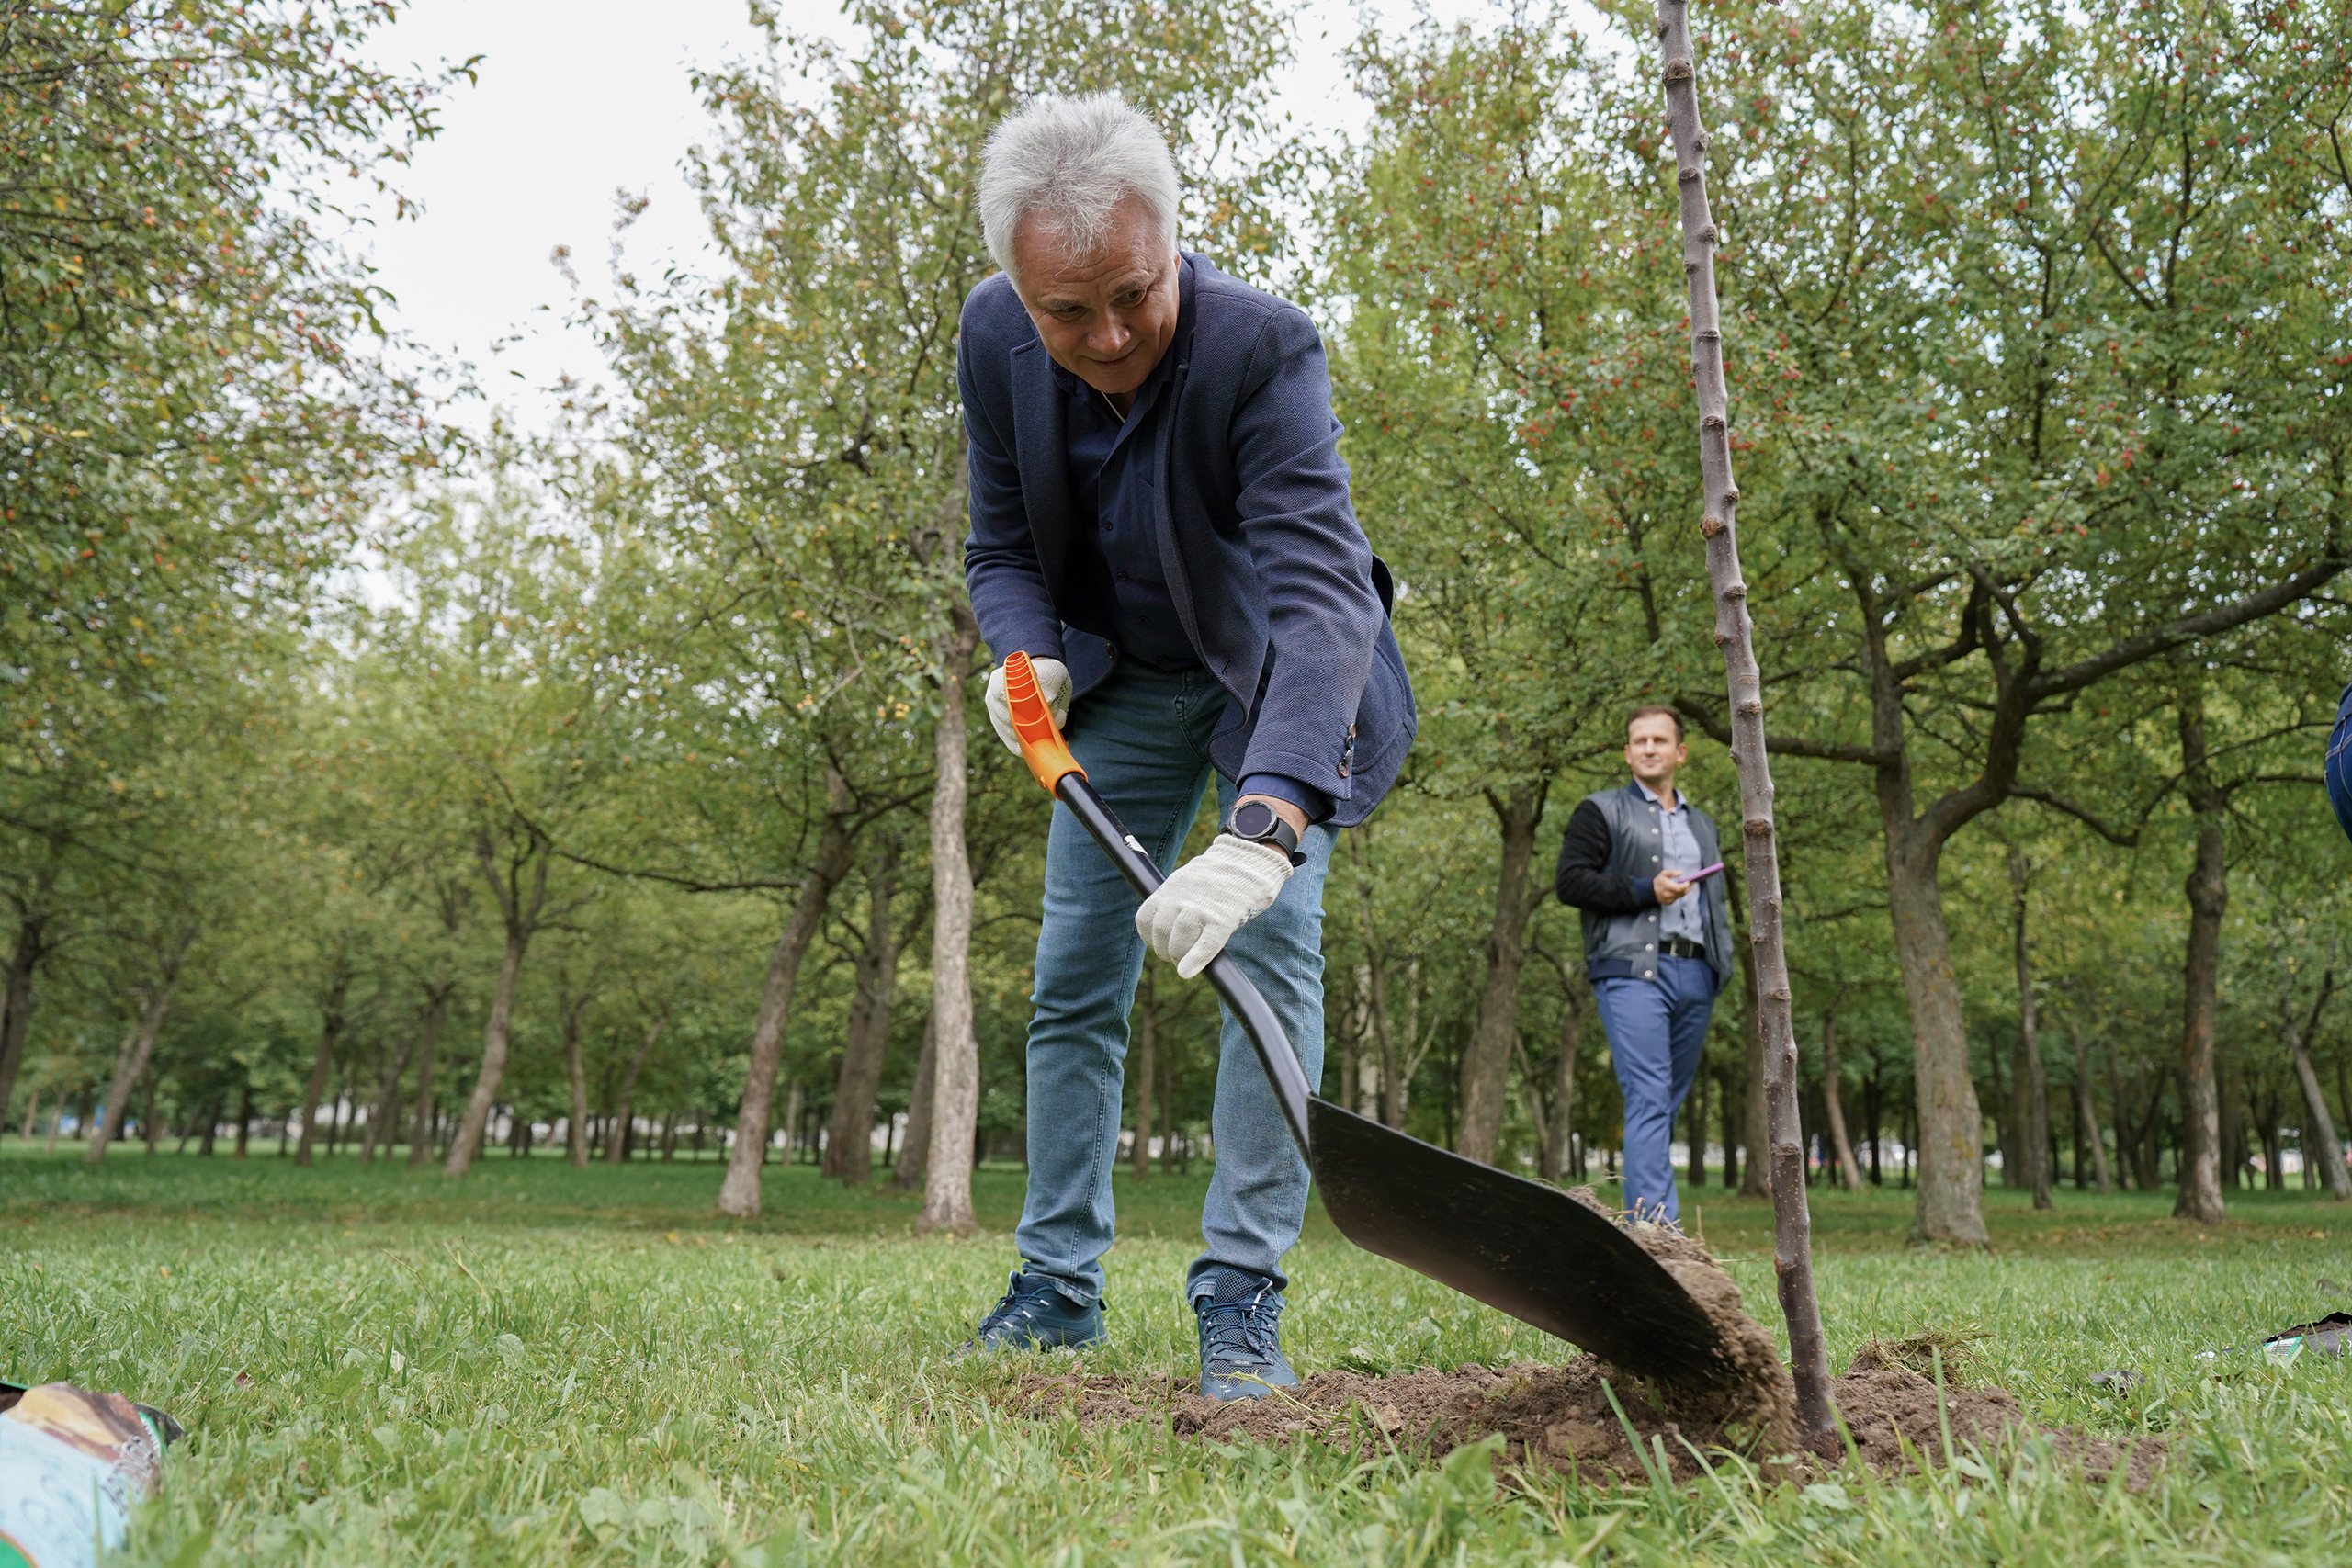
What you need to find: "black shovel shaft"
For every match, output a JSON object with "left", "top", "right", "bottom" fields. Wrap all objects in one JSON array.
[{"left": 1053, "top": 773, "right": 1315, "bottom": 1158}]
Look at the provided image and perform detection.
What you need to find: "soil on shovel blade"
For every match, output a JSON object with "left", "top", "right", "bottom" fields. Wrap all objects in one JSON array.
[{"left": 1001, "top": 1190, "right": 2160, "bottom": 1489}]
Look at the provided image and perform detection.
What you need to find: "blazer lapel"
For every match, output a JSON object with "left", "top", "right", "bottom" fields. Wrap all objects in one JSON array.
[
  {"left": 1154, "top": 257, "right": 1209, "bottom": 674},
  {"left": 1008, "top": 339, "right": 1072, "bottom": 607}
]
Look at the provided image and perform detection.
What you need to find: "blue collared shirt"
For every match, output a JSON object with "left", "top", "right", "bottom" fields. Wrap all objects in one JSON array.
[{"left": 1636, "top": 780, "right": 1708, "bottom": 946}]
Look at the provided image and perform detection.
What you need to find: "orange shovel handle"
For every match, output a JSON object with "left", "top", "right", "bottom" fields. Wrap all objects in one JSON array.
[{"left": 1003, "top": 650, "right": 1085, "bottom": 797}]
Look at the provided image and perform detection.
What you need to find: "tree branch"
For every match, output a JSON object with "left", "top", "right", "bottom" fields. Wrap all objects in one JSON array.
[
  {"left": 2027, "top": 558, "right": 2350, "bottom": 701},
  {"left": 2010, "top": 787, "right": 2143, "bottom": 848}
]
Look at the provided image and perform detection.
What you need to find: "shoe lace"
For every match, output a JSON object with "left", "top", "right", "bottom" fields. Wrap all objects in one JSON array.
[
  {"left": 977, "top": 1276, "right": 1063, "bottom": 1336},
  {"left": 1199, "top": 1284, "right": 1282, "bottom": 1365}
]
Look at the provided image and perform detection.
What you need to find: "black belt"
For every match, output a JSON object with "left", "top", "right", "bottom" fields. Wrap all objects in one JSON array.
[{"left": 1661, "top": 937, "right": 1706, "bottom": 960}]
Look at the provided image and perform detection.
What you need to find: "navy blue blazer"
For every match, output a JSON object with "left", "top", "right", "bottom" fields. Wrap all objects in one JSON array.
[{"left": 959, "top": 253, "right": 1416, "bottom": 827}]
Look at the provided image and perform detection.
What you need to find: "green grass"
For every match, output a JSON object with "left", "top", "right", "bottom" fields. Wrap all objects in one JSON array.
[{"left": 10, "top": 1146, "right": 2352, "bottom": 1564}]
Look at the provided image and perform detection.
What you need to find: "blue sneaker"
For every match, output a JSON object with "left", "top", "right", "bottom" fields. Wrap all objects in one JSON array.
[
  {"left": 964, "top": 1271, "right": 1104, "bottom": 1354},
  {"left": 1192, "top": 1268, "right": 1299, "bottom": 1400}
]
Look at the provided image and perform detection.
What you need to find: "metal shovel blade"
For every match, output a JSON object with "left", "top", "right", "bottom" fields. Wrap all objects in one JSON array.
[{"left": 1308, "top": 1099, "right": 1739, "bottom": 1388}]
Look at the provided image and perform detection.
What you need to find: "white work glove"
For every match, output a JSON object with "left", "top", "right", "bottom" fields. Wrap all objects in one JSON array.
[
  {"left": 1136, "top": 834, "right": 1294, "bottom": 979},
  {"left": 983, "top": 656, "right": 1071, "bottom": 756}
]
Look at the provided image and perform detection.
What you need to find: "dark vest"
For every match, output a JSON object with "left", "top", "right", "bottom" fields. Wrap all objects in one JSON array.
[{"left": 1578, "top": 784, "right": 1733, "bottom": 986}]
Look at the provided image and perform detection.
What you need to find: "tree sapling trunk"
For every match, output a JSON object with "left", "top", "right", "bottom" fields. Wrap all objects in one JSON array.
[{"left": 1653, "top": 0, "right": 1836, "bottom": 1443}]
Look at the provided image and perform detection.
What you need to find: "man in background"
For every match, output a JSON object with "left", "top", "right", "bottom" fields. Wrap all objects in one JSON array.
[{"left": 1555, "top": 706, "right": 1733, "bottom": 1223}]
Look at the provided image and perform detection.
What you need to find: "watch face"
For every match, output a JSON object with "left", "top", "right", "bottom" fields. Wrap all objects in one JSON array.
[{"left": 1232, "top": 801, "right": 1276, "bottom": 839}]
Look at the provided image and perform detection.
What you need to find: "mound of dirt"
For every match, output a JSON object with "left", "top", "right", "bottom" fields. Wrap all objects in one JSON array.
[
  {"left": 1008, "top": 1193, "right": 1798, "bottom": 1486},
  {"left": 1001, "top": 1192, "right": 2159, "bottom": 1489},
  {"left": 1831, "top": 1362, "right": 2160, "bottom": 1487},
  {"left": 1011, "top": 1358, "right": 1781, "bottom": 1486}
]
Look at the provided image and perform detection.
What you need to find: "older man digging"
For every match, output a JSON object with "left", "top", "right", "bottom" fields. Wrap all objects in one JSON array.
[{"left": 956, "top": 93, "right": 1414, "bottom": 1399}]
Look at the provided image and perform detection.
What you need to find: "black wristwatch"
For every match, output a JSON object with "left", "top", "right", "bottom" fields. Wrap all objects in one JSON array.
[{"left": 1227, "top": 799, "right": 1306, "bottom": 867}]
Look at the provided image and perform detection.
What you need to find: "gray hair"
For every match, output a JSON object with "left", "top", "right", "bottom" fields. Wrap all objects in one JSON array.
[{"left": 979, "top": 94, "right": 1180, "bottom": 282}]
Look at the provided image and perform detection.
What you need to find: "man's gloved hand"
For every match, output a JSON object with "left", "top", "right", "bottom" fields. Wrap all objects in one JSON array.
[
  {"left": 1136, "top": 835, "right": 1293, "bottom": 979},
  {"left": 984, "top": 656, "right": 1071, "bottom": 756}
]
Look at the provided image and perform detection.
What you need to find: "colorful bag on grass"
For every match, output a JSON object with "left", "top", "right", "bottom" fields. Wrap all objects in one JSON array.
[{"left": 0, "top": 1382, "right": 182, "bottom": 1568}]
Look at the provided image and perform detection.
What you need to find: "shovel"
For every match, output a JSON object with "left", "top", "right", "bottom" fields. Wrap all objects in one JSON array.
[{"left": 999, "top": 652, "right": 1738, "bottom": 1388}]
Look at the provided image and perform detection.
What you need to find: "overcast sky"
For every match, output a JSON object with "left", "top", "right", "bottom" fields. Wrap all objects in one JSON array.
[{"left": 349, "top": 0, "right": 1435, "bottom": 437}]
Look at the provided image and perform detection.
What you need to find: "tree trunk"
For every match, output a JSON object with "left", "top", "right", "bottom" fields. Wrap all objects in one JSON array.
[
  {"left": 362, "top": 1035, "right": 416, "bottom": 1163},
  {"left": 605, "top": 1011, "right": 671, "bottom": 1164},
  {"left": 85, "top": 987, "right": 175, "bottom": 1163},
  {"left": 1656, "top": 0, "right": 1835, "bottom": 1442},
  {"left": 2073, "top": 1026, "right": 2113, "bottom": 1193},
  {"left": 447, "top": 841, "right": 553, "bottom": 1178},
  {"left": 564, "top": 989, "right": 592, "bottom": 1168},
  {"left": 1350, "top": 833, "right": 1407, "bottom": 1129},
  {"left": 824, "top": 850, "right": 903, "bottom": 1185},
  {"left": 2284, "top": 971, "right": 2349, "bottom": 1201},
  {"left": 1820, "top": 1012, "right": 1864, "bottom": 1194},
  {"left": 718, "top": 767, "right": 857, "bottom": 1217},
  {"left": 1718, "top": 1066, "right": 1739, "bottom": 1190},
  {"left": 2007, "top": 851, "right": 2052, "bottom": 1210},
  {"left": 1549, "top": 978, "right": 1581, "bottom": 1183},
  {"left": 1457, "top": 781, "right": 1546, "bottom": 1166},
  {"left": 407, "top": 980, "right": 452, "bottom": 1169},
  {"left": 1339, "top": 964, "right": 1361, "bottom": 1122},
  {"left": 293, "top": 967, "right": 351, "bottom": 1168},
  {"left": 1882, "top": 814, "right": 1986, "bottom": 1241},
  {"left": 888, "top": 1010, "right": 937, "bottom": 1193},
  {"left": 919, "top": 613, "right": 983, "bottom": 1235},
  {"left": 0, "top": 908, "right": 52, "bottom": 1133},
  {"left": 2173, "top": 689, "right": 2228, "bottom": 1223},
  {"left": 1131, "top": 968, "right": 1157, "bottom": 1182},
  {"left": 1989, "top": 1024, "right": 2016, "bottom": 1190},
  {"left": 1685, "top": 1067, "right": 1707, "bottom": 1188}
]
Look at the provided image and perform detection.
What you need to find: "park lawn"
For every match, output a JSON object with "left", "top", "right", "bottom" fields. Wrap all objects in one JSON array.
[{"left": 7, "top": 1149, "right": 2352, "bottom": 1565}]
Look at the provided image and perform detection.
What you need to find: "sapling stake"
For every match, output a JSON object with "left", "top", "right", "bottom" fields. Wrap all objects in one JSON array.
[{"left": 1651, "top": 0, "right": 1838, "bottom": 1443}]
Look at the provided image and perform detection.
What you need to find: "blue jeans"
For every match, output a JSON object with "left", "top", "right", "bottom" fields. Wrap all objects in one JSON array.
[
  {"left": 1594, "top": 956, "right": 1719, "bottom": 1222},
  {"left": 1014, "top": 660, "right": 1333, "bottom": 1307}
]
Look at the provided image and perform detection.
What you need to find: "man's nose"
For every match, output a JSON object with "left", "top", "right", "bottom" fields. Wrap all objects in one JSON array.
[{"left": 1089, "top": 313, "right": 1131, "bottom": 354}]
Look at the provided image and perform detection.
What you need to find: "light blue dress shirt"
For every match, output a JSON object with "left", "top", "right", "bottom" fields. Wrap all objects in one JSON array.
[{"left": 1636, "top": 780, "right": 1708, "bottom": 946}]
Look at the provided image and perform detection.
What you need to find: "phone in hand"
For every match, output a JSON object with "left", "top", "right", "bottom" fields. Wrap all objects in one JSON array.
[{"left": 1685, "top": 862, "right": 1725, "bottom": 882}]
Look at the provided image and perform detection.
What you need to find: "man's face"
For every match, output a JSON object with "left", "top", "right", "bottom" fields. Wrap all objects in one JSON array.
[
  {"left": 1009, "top": 195, "right": 1180, "bottom": 401},
  {"left": 1625, "top": 716, "right": 1687, "bottom": 788}
]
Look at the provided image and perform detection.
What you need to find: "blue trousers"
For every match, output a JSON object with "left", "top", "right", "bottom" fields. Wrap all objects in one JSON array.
[
  {"left": 1014, "top": 660, "right": 1333, "bottom": 1307},
  {"left": 1594, "top": 956, "right": 1719, "bottom": 1222}
]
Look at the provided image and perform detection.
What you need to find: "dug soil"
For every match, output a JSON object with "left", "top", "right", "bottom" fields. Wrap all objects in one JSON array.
[{"left": 1003, "top": 1190, "right": 2159, "bottom": 1489}]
